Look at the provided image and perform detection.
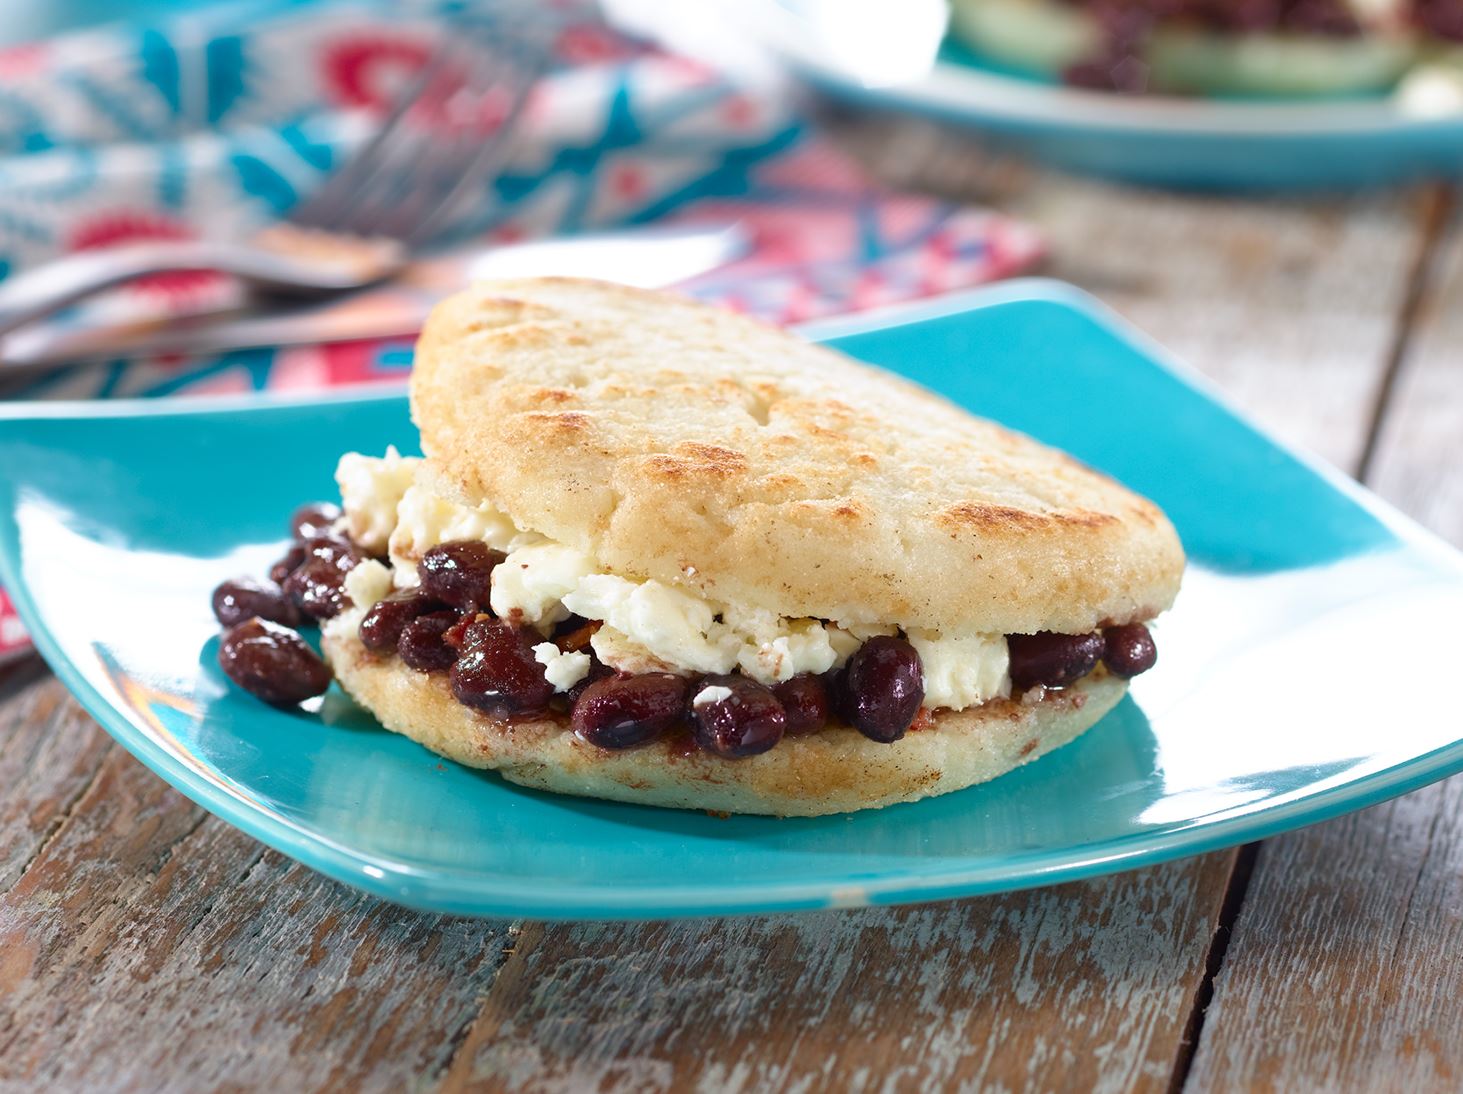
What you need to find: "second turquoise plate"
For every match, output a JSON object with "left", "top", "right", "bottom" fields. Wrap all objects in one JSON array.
[
  {"left": 2, "top": 280, "right": 1462, "bottom": 919},
  {"left": 768, "top": 8, "right": 1463, "bottom": 190}
]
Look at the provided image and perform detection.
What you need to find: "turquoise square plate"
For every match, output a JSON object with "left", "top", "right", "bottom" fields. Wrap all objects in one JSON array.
[{"left": 3, "top": 280, "right": 1462, "bottom": 920}]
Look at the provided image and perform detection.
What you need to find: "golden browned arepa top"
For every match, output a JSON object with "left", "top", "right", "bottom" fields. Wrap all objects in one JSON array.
[{"left": 410, "top": 278, "right": 1184, "bottom": 636}]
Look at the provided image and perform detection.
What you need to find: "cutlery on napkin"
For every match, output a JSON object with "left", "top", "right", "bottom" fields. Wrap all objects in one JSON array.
[{"left": 0, "top": 222, "right": 750, "bottom": 370}]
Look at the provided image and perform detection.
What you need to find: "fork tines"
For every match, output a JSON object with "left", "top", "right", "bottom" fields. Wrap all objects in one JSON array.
[{"left": 287, "top": 12, "right": 554, "bottom": 249}]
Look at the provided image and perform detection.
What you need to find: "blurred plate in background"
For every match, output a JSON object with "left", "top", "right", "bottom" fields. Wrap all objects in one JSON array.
[{"left": 760, "top": 0, "right": 1463, "bottom": 190}]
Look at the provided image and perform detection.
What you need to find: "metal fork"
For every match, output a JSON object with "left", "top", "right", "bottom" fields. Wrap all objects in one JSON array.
[{"left": 0, "top": 14, "right": 551, "bottom": 342}]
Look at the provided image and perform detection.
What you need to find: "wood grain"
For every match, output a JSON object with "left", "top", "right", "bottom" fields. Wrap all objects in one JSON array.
[
  {"left": 834, "top": 117, "right": 1425, "bottom": 471},
  {"left": 1366, "top": 194, "right": 1463, "bottom": 544},
  {"left": 1033, "top": 183, "right": 1419, "bottom": 475},
  {"left": 0, "top": 666, "right": 112, "bottom": 891},
  {"left": 0, "top": 678, "right": 515, "bottom": 1093},
  {"left": 1186, "top": 779, "right": 1463, "bottom": 1093},
  {"left": 1182, "top": 199, "right": 1463, "bottom": 1094},
  {"left": 440, "top": 857, "right": 1235, "bottom": 1094}
]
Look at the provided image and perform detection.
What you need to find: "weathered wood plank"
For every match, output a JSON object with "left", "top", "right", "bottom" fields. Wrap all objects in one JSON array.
[
  {"left": 441, "top": 856, "right": 1234, "bottom": 1094},
  {"left": 1185, "top": 204, "right": 1463, "bottom": 1092},
  {"left": 836, "top": 118, "right": 1424, "bottom": 471},
  {"left": 0, "top": 674, "right": 113, "bottom": 891},
  {"left": 1365, "top": 193, "right": 1463, "bottom": 543},
  {"left": 0, "top": 676, "right": 515, "bottom": 1093},
  {"left": 1030, "top": 184, "right": 1420, "bottom": 476},
  {"left": 1187, "top": 779, "right": 1463, "bottom": 1093}
]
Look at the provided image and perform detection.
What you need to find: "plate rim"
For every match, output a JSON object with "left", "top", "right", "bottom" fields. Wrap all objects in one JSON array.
[
  {"left": 5, "top": 277, "right": 1463, "bottom": 920},
  {"left": 767, "top": 16, "right": 1463, "bottom": 139}
]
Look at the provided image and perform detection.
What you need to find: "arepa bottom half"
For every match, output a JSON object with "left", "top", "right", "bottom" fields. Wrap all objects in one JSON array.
[{"left": 324, "top": 627, "right": 1127, "bottom": 817}]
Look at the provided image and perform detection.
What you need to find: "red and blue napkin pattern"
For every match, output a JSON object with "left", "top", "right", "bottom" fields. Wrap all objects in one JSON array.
[{"left": 0, "top": 0, "right": 1042, "bottom": 658}]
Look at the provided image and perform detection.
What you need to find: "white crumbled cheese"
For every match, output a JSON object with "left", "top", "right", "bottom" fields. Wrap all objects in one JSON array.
[
  {"left": 491, "top": 542, "right": 598, "bottom": 632},
  {"left": 566, "top": 576, "right": 740, "bottom": 675},
  {"left": 826, "top": 625, "right": 861, "bottom": 667},
  {"left": 389, "top": 482, "right": 519, "bottom": 581},
  {"left": 908, "top": 629, "right": 1011, "bottom": 712},
  {"left": 532, "top": 642, "right": 592, "bottom": 693},
  {"left": 326, "top": 558, "right": 394, "bottom": 642},
  {"left": 693, "top": 685, "right": 734, "bottom": 707},
  {"left": 727, "top": 608, "right": 838, "bottom": 684},
  {"left": 588, "top": 625, "right": 677, "bottom": 675},
  {"left": 560, "top": 582, "right": 841, "bottom": 684},
  {"left": 343, "top": 559, "right": 393, "bottom": 613},
  {"left": 336, "top": 447, "right": 419, "bottom": 553}
]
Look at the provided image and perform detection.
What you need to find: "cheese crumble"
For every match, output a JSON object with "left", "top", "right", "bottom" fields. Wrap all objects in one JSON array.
[
  {"left": 336, "top": 451, "right": 1012, "bottom": 710},
  {"left": 693, "top": 685, "right": 735, "bottom": 707},
  {"left": 532, "top": 642, "right": 592, "bottom": 693}
]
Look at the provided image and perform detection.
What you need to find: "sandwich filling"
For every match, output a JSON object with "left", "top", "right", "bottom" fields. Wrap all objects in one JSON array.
[
  {"left": 318, "top": 449, "right": 1159, "bottom": 759},
  {"left": 335, "top": 449, "right": 1012, "bottom": 710}
]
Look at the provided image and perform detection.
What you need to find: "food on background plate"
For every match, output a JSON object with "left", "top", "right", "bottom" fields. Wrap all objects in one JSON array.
[
  {"left": 211, "top": 278, "right": 1184, "bottom": 816},
  {"left": 948, "top": 0, "right": 1426, "bottom": 96},
  {"left": 1415, "top": 0, "right": 1463, "bottom": 51},
  {"left": 1409, "top": 0, "right": 1463, "bottom": 104}
]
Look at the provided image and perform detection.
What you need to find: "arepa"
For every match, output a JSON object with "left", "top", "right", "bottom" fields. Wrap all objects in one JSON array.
[{"left": 320, "top": 278, "right": 1184, "bottom": 816}]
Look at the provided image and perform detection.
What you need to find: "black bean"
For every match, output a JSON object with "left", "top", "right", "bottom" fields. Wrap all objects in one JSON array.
[
  {"left": 449, "top": 619, "right": 553, "bottom": 713},
  {"left": 843, "top": 636, "right": 924, "bottom": 743},
  {"left": 279, "top": 534, "right": 368, "bottom": 621},
  {"left": 419, "top": 540, "right": 503, "bottom": 612},
  {"left": 291, "top": 501, "right": 342, "bottom": 541},
  {"left": 268, "top": 542, "right": 307, "bottom": 585},
  {"left": 358, "top": 590, "right": 444, "bottom": 651},
  {"left": 218, "top": 618, "right": 331, "bottom": 706},
  {"left": 398, "top": 611, "right": 459, "bottom": 672},
  {"left": 1102, "top": 623, "right": 1157, "bottom": 679},
  {"left": 212, "top": 577, "right": 301, "bottom": 629},
  {"left": 1008, "top": 632, "right": 1105, "bottom": 690},
  {"left": 773, "top": 674, "right": 830, "bottom": 735},
  {"left": 284, "top": 557, "right": 353, "bottom": 620},
  {"left": 572, "top": 673, "right": 689, "bottom": 749},
  {"left": 823, "top": 666, "right": 849, "bottom": 721},
  {"left": 302, "top": 533, "right": 364, "bottom": 573},
  {"left": 688, "top": 674, "right": 785, "bottom": 758}
]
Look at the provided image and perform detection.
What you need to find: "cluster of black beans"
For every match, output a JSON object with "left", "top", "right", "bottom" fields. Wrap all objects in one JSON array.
[
  {"left": 212, "top": 518, "right": 1160, "bottom": 755},
  {"left": 211, "top": 502, "right": 356, "bottom": 706}
]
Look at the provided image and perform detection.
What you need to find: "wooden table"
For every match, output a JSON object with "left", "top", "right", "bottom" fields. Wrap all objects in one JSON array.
[{"left": 2, "top": 124, "right": 1460, "bottom": 1092}]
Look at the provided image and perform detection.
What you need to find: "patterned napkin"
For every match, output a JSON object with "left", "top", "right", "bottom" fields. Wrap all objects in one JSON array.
[{"left": 0, "top": 0, "right": 1042, "bottom": 658}]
